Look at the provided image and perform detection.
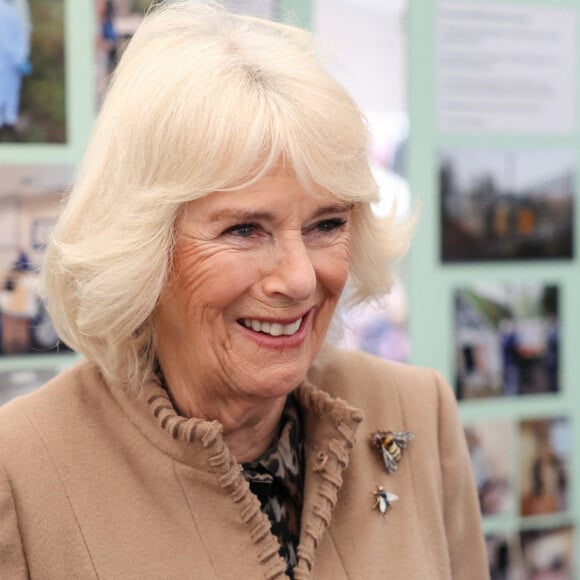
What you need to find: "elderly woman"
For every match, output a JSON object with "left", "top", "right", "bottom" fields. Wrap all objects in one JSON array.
[{"left": 0, "top": 1, "right": 488, "bottom": 578}]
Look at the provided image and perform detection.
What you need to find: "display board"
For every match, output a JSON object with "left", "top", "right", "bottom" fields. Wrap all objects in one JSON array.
[
  {"left": 408, "top": 0, "right": 580, "bottom": 574},
  {"left": 0, "top": 0, "right": 309, "bottom": 378}
]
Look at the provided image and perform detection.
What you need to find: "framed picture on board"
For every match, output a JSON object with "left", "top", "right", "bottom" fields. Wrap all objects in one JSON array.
[
  {"left": 520, "top": 526, "right": 574, "bottom": 578},
  {"left": 464, "top": 420, "right": 515, "bottom": 517},
  {"left": 519, "top": 417, "right": 570, "bottom": 518},
  {"left": 95, "top": 0, "right": 278, "bottom": 105},
  {"left": 0, "top": 0, "right": 66, "bottom": 143},
  {"left": 439, "top": 148, "right": 575, "bottom": 262},
  {"left": 454, "top": 283, "right": 559, "bottom": 400},
  {"left": 0, "top": 164, "right": 73, "bottom": 355}
]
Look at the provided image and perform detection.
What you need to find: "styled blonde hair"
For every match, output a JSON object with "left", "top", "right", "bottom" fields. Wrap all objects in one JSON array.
[{"left": 41, "top": 0, "right": 412, "bottom": 388}]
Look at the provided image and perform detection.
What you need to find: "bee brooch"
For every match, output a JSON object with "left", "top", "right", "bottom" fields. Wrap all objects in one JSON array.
[
  {"left": 372, "top": 485, "right": 398, "bottom": 516},
  {"left": 370, "top": 430, "right": 414, "bottom": 475}
]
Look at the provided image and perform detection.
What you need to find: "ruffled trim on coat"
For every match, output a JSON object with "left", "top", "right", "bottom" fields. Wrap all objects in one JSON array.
[
  {"left": 293, "top": 382, "right": 363, "bottom": 578},
  {"left": 146, "top": 380, "right": 363, "bottom": 579}
]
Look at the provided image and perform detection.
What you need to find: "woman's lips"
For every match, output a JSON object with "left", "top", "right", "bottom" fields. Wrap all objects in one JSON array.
[
  {"left": 240, "top": 317, "right": 302, "bottom": 337},
  {"left": 236, "top": 309, "right": 313, "bottom": 348}
]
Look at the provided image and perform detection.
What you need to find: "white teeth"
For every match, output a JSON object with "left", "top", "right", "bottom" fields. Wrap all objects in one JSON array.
[
  {"left": 270, "top": 323, "right": 283, "bottom": 336},
  {"left": 242, "top": 317, "right": 303, "bottom": 336},
  {"left": 285, "top": 319, "right": 301, "bottom": 335}
]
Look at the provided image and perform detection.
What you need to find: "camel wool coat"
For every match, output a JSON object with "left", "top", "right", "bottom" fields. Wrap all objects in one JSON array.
[{"left": 0, "top": 348, "right": 489, "bottom": 579}]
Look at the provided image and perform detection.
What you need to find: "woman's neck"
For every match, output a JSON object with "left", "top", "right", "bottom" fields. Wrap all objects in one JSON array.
[{"left": 158, "top": 364, "right": 288, "bottom": 462}]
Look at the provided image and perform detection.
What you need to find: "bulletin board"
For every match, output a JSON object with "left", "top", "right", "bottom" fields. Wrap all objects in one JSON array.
[
  {"left": 408, "top": 0, "right": 580, "bottom": 573},
  {"left": 0, "top": 0, "right": 306, "bottom": 379},
  {"left": 0, "top": 0, "right": 92, "bottom": 377}
]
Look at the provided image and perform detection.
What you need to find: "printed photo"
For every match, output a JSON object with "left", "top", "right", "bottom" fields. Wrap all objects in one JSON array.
[
  {"left": 338, "top": 278, "right": 410, "bottom": 363},
  {"left": 440, "top": 148, "right": 575, "bottom": 262},
  {"left": 520, "top": 526, "right": 574, "bottom": 579},
  {"left": 486, "top": 533, "right": 524, "bottom": 580},
  {"left": 454, "top": 283, "right": 559, "bottom": 400},
  {"left": 366, "top": 111, "right": 410, "bottom": 220},
  {"left": 0, "top": 366, "right": 61, "bottom": 405},
  {"left": 465, "top": 420, "right": 515, "bottom": 516},
  {"left": 95, "top": 0, "right": 153, "bottom": 104},
  {"left": 520, "top": 417, "right": 570, "bottom": 517},
  {"left": 95, "top": 0, "right": 277, "bottom": 104},
  {"left": 0, "top": 0, "right": 66, "bottom": 143},
  {"left": 0, "top": 164, "right": 73, "bottom": 355}
]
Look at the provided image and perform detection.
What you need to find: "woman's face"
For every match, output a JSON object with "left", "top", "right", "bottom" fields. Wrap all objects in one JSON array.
[{"left": 155, "top": 168, "right": 352, "bottom": 404}]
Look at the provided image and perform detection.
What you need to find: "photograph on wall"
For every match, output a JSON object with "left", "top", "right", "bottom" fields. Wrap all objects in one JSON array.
[
  {"left": 338, "top": 278, "right": 410, "bottom": 363},
  {"left": 95, "top": 0, "right": 153, "bottom": 104},
  {"left": 519, "top": 417, "right": 570, "bottom": 517},
  {"left": 520, "top": 525, "right": 574, "bottom": 579},
  {"left": 486, "top": 533, "right": 524, "bottom": 580},
  {"left": 454, "top": 283, "right": 559, "bottom": 400},
  {"left": 0, "top": 0, "right": 66, "bottom": 143},
  {"left": 439, "top": 148, "right": 575, "bottom": 262},
  {"left": 465, "top": 419, "right": 515, "bottom": 516},
  {"left": 0, "top": 366, "right": 62, "bottom": 405},
  {"left": 0, "top": 164, "right": 73, "bottom": 355},
  {"left": 335, "top": 113, "right": 411, "bottom": 363},
  {"left": 95, "top": 0, "right": 277, "bottom": 105}
]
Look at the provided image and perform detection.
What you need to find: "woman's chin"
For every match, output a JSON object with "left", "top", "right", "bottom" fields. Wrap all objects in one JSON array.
[{"left": 237, "top": 366, "right": 309, "bottom": 400}]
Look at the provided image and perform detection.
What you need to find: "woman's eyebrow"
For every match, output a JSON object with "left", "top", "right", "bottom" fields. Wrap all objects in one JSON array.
[
  {"left": 311, "top": 203, "right": 354, "bottom": 218},
  {"left": 207, "top": 209, "right": 276, "bottom": 223},
  {"left": 206, "top": 203, "right": 353, "bottom": 223}
]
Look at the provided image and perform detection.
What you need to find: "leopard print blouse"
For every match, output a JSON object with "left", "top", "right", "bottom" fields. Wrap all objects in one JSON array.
[{"left": 241, "top": 393, "right": 304, "bottom": 579}]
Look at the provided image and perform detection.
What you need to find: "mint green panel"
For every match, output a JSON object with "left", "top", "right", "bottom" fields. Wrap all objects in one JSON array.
[
  {"left": 408, "top": 0, "right": 580, "bottom": 567},
  {"left": 277, "top": 0, "right": 312, "bottom": 28}
]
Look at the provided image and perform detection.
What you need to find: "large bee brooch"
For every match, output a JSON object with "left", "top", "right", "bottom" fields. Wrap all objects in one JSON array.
[
  {"left": 370, "top": 430, "right": 414, "bottom": 475},
  {"left": 372, "top": 485, "right": 398, "bottom": 516}
]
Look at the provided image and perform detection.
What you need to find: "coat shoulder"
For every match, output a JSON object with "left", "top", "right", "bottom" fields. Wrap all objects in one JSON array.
[
  {"left": 0, "top": 362, "right": 99, "bottom": 464},
  {"left": 308, "top": 347, "right": 447, "bottom": 408}
]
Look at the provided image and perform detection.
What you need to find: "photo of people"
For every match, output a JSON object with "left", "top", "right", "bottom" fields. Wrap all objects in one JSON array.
[
  {"left": 440, "top": 148, "right": 575, "bottom": 262},
  {"left": 465, "top": 420, "right": 515, "bottom": 516},
  {"left": 486, "top": 533, "right": 523, "bottom": 580},
  {"left": 520, "top": 418, "right": 569, "bottom": 518},
  {"left": 0, "top": 165, "right": 73, "bottom": 355},
  {"left": 454, "top": 283, "right": 559, "bottom": 400},
  {"left": 95, "top": 0, "right": 154, "bottom": 104},
  {"left": 95, "top": 0, "right": 277, "bottom": 104},
  {"left": 0, "top": 0, "right": 65, "bottom": 143},
  {"left": 520, "top": 526, "right": 574, "bottom": 579}
]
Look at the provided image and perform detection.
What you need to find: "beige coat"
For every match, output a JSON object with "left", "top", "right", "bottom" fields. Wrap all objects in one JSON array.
[{"left": 0, "top": 349, "right": 489, "bottom": 579}]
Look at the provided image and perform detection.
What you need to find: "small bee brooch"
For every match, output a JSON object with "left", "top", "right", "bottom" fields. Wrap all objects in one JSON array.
[
  {"left": 372, "top": 485, "right": 398, "bottom": 516},
  {"left": 370, "top": 430, "right": 414, "bottom": 475}
]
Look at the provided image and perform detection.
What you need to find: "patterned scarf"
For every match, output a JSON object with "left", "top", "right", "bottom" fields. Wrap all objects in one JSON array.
[{"left": 241, "top": 393, "right": 304, "bottom": 578}]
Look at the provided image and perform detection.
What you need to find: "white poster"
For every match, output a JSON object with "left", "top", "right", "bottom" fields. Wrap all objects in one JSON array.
[{"left": 436, "top": 3, "right": 577, "bottom": 135}]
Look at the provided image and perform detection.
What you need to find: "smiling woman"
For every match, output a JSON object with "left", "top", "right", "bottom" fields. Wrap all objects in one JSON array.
[
  {"left": 154, "top": 171, "right": 352, "bottom": 446},
  {"left": 0, "top": 1, "right": 488, "bottom": 579}
]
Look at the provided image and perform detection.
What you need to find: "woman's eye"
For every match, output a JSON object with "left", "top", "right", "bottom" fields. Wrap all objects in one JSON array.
[
  {"left": 314, "top": 218, "right": 348, "bottom": 233},
  {"left": 223, "top": 223, "right": 259, "bottom": 238}
]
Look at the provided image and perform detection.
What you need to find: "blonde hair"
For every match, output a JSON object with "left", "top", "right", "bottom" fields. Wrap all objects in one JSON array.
[{"left": 41, "top": 0, "right": 412, "bottom": 388}]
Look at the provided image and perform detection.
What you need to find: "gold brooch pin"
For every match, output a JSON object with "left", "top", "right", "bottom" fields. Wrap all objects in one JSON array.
[
  {"left": 372, "top": 485, "right": 398, "bottom": 516},
  {"left": 370, "top": 430, "right": 414, "bottom": 474}
]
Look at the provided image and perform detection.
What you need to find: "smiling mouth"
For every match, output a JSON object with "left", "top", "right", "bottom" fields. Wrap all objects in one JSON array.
[{"left": 239, "top": 317, "right": 303, "bottom": 337}]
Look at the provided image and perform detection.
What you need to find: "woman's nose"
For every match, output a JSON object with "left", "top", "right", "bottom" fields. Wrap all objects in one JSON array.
[{"left": 261, "top": 237, "right": 317, "bottom": 302}]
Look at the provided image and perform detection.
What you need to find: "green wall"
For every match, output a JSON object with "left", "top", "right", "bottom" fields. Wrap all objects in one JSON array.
[{"left": 408, "top": 0, "right": 579, "bottom": 562}]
